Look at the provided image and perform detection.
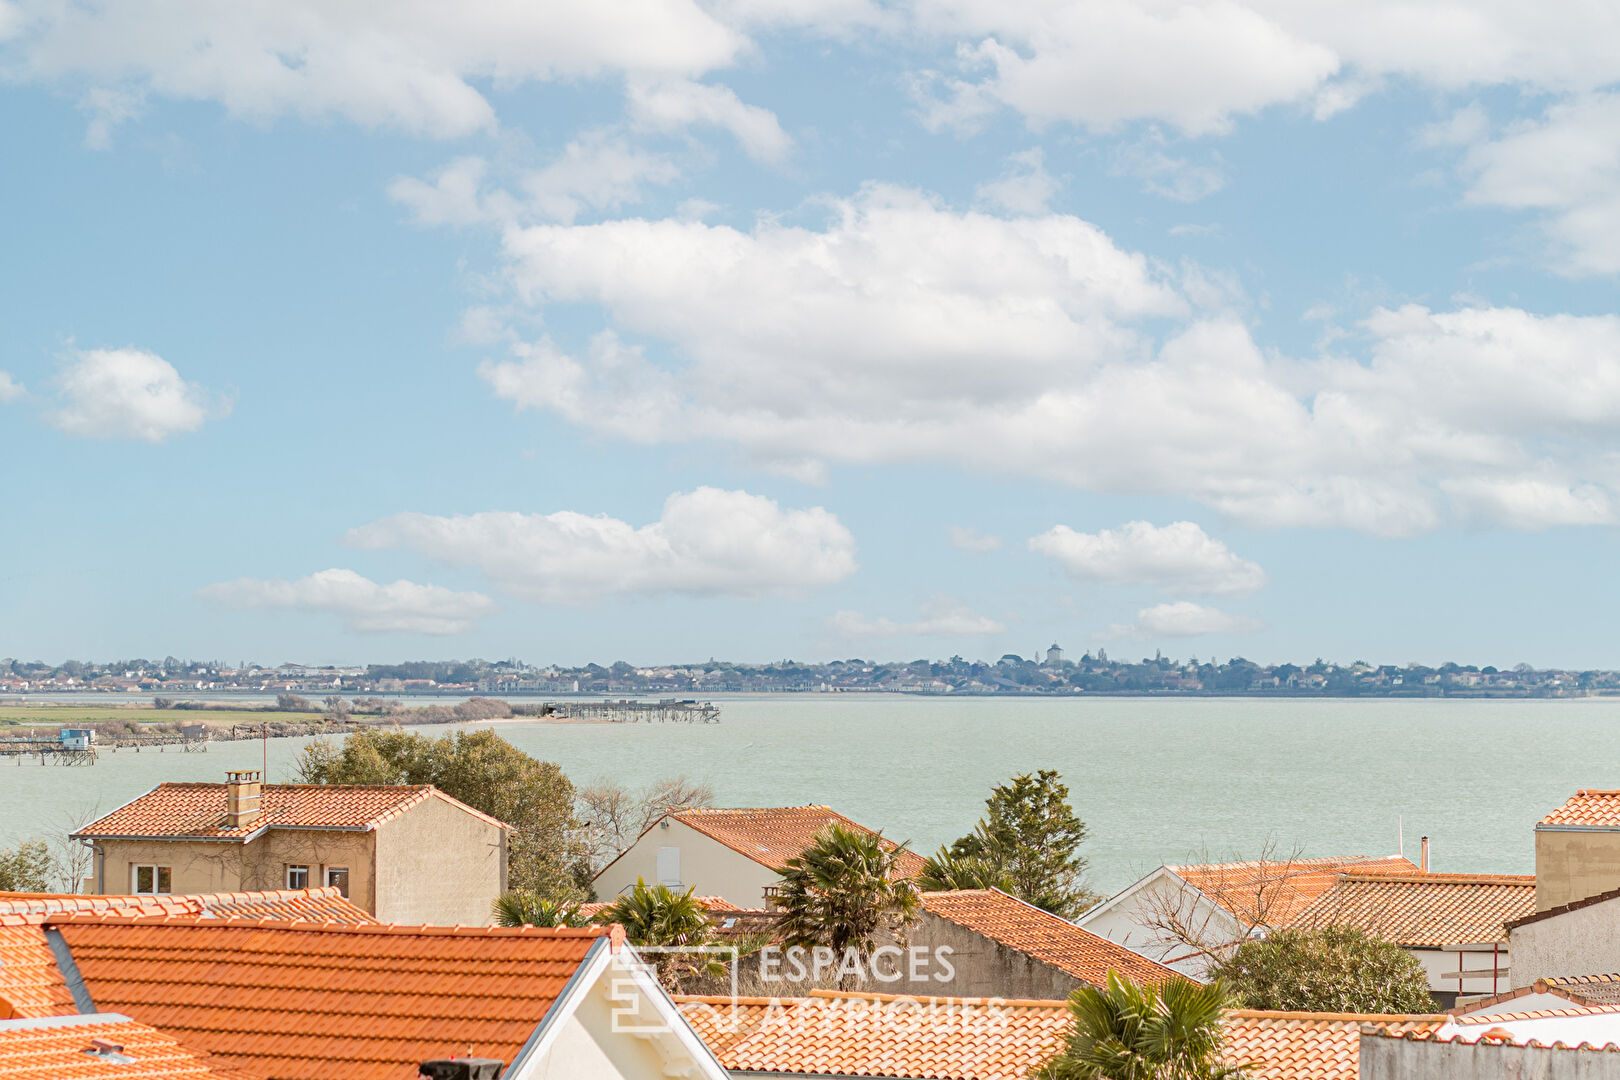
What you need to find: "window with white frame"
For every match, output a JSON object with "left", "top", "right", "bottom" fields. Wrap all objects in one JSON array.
[
  {"left": 286, "top": 865, "right": 310, "bottom": 889},
  {"left": 131, "top": 865, "right": 171, "bottom": 895},
  {"left": 325, "top": 866, "right": 349, "bottom": 897}
]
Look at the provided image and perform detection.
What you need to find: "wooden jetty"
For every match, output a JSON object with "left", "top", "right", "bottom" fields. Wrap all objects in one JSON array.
[{"left": 558, "top": 699, "right": 720, "bottom": 723}]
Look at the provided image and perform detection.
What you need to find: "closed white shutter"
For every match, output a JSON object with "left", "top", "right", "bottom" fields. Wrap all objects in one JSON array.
[{"left": 656, "top": 846, "right": 681, "bottom": 887}]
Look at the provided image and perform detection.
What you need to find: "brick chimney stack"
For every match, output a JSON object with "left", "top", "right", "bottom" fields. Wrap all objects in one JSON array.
[{"left": 226, "top": 770, "right": 262, "bottom": 830}]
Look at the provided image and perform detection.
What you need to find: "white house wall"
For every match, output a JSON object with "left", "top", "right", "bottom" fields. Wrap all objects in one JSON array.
[
  {"left": 593, "top": 820, "right": 780, "bottom": 908},
  {"left": 1077, "top": 870, "right": 1239, "bottom": 980}
]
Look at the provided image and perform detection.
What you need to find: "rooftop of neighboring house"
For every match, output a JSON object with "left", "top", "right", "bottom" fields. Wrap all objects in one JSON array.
[
  {"left": 31, "top": 915, "right": 613, "bottom": 1080},
  {"left": 1545, "top": 975, "right": 1620, "bottom": 1006},
  {"left": 1506, "top": 884, "right": 1620, "bottom": 930},
  {"left": 1539, "top": 790, "right": 1620, "bottom": 829},
  {"left": 0, "top": 888, "right": 376, "bottom": 1020},
  {"left": 660, "top": 805, "right": 928, "bottom": 876},
  {"left": 1166, "top": 855, "right": 1421, "bottom": 926},
  {"left": 0, "top": 886, "right": 375, "bottom": 925},
  {"left": 74, "top": 781, "right": 507, "bottom": 841},
  {"left": 683, "top": 989, "right": 1073, "bottom": 1079},
  {"left": 674, "top": 994, "right": 1456, "bottom": 1080},
  {"left": 576, "top": 894, "right": 779, "bottom": 942},
  {"left": 1286, "top": 873, "right": 1536, "bottom": 946},
  {"left": 1220, "top": 1010, "right": 1448, "bottom": 1080},
  {"left": 1452, "top": 981, "right": 1616, "bottom": 1016},
  {"left": 0, "top": 1012, "right": 253, "bottom": 1079},
  {"left": 919, "top": 888, "right": 1180, "bottom": 986}
]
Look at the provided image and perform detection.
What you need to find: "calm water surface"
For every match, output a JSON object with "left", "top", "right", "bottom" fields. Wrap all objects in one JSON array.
[{"left": 0, "top": 695, "right": 1611, "bottom": 894}]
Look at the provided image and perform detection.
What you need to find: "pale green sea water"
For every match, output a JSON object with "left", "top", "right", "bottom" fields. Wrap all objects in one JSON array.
[{"left": 1, "top": 695, "right": 1611, "bottom": 894}]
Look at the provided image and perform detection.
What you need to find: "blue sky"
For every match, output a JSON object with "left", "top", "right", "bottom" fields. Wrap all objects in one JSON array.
[{"left": 5, "top": 1, "right": 1620, "bottom": 668}]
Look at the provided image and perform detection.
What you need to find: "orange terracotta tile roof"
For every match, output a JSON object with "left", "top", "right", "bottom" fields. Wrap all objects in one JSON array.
[
  {"left": 714, "top": 989, "right": 1073, "bottom": 1079},
  {"left": 75, "top": 784, "right": 507, "bottom": 841},
  {"left": 1170, "top": 856, "right": 1420, "bottom": 926},
  {"left": 45, "top": 917, "right": 610, "bottom": 1080},
  {"left": 1540, "top": 790, "right": 1620, "bottom": 828},
  {"left": 671, "top": 806, "right": 928, "bottom": 877},
  {"left": 0, "top": 1012, "right": 251, "bottom": 1080},
  {"left": 920, "top": 889, "right": 1180, "bottom": 987},
  {"left": 0, "top": 925, "right": 76, "bottom": 1018},
  {"left": 1220, "top": 1010, "right": 1448, "bottom": 1080},
  {"left": 0, "top": 887, "right": 375, "bottom": 926},
  {"left": 1287, "top": 873, "right": 1535, "bottom": 947},
  {"left": 674, "top": 996, "right": 792, "bottom": 1054}
]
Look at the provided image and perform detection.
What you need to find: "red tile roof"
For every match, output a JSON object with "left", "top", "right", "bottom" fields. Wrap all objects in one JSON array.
[
  {"left": 0, "top": 887, "right": 374, "bottom": 926},
  {"left": 1287, "top": 874, "right": 1536, "bottom": 947},
  {"left": 1170, "top": 857, "right": 1420, "bottom": 926},
  {"left": 0, "top": 926, "right": 76, "bottom": 1018},
  {"left": 46, "top": 916, "right": 609, "bottom": 1080},
  {"left": 1545, "top": 975, "right": 1620, "bottom": 1006},
  {"left": 920, "top": 889, "right": 1180, "bottom": 986},
  {"left": 0, "top": 1013, "right": 251, "bottom": 1080},
  {"left": 1220, "top": 1010, "right": 1448, "bottom": 1080},
  {"left": 0, "top": 889, "right": 375, "bottom": 1021},
  {"left": 1540, "top": 790, "right": 1620, "bottom": 828},
  {"left": 713, "top": 989, "right": 1073, "bottom": 1079},
  {"left": 671, "top": 806, "right": 928, "bottom": 877},
  {"left": 75, "top": 784, "right": 507, "bottom": 841}
]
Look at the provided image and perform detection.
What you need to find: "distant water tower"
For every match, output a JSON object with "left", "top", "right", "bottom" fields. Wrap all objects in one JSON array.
[{"left": 1044, "top": 643, "right": 1064, "bottom": 666}]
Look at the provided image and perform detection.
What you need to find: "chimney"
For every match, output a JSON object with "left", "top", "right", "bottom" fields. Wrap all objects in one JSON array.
[
  {"left": 419, "top": 1060, "right": 503, "bottom": 1080},
  {"left": 1420, "top": 836, "right": 1430, "bottom": 873},
  {"left": 226, "top": 770, "right": 262, "bottom": 830}
]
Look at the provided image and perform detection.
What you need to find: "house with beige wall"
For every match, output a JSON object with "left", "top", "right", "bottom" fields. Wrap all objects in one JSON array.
[
  {"left": 592, "top": 805, "right": 924, "bottom": 908},
  {"left": 1536, "top": 790, "right": 1620, "bottom": 911},
  {"left": 73, "top": 770, "right": 507, "bottom": 925}
]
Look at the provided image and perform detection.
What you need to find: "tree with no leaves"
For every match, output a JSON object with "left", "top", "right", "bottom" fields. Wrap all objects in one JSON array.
[{"left": 576, "top": 776, "right": 713, "bottom": 875}]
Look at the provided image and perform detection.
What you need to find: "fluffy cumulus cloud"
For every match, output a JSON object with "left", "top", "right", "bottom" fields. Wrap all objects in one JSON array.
[
  {"left": 912, "top": 0, "right": 1620, "bottom": 135},
  {"left": 389, "top": 137, "right": 682, "bottom": 228},
  {"left": 48, "top": 348, "right": 229, "bottom": 442},
  {"left": 1119, "top": 600, "right": 1261, "bottom": 638},
  {"left": 0, "top": 371, "right": 22, "bottom": 403},
  {"left": 1030, "top": 520, "right": 1266, "bottom": 596},
  {"left": 478, "top": 185, "right": 1620, "bottom": 536},
  {"left": 1460, "top": 93, "right": 1620, "bottom": 276},
  {"left": 199, "top": 569, "right": 495, "bottom": 635},
  {"left": 1, "top": 0, "right": 744, "bottom": 140},
  {"left": 345, "top": 487, "right": 858, "bottom": 604},
  {"left": 830, "top": 602, "right": 1006, "bottom": 638}
]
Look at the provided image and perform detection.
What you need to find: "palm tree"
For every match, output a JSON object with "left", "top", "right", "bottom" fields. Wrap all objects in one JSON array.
[
  {"left": 919, "top": 825, "right": 1017, "bottom": 893},
  {"left": 774, "top": 823, "right": 920, "bottom": 986},
  {"left": 597, "top": 878, "right": 719, "bottom": 990},
  {"left": 491, "top": 890, "right": 587, "bottom": 928},
  {"left": 1035, "top": 972, "right": 1243, "bottom": 1080}
]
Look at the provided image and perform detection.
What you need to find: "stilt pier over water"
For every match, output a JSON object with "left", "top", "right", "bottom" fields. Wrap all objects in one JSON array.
[{"left": 558, "top": 698, "right": 720, "bottom": 723}]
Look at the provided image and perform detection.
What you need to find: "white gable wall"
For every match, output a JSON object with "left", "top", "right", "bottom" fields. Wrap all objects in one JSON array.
[
  {"left": 1077, "top": 868, "right": 1241, "bottom": 980},
  {"left": 593, "top": 819, "right": 781, "bottom": 908}
]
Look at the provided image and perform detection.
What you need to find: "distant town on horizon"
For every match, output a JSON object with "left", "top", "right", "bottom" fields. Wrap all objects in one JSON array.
[{"left": 5, "top": 650, "right": 1615, "bottom": 699}]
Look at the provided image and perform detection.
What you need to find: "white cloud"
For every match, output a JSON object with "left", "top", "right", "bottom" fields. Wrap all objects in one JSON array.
[
  {"left": 48, "top": 348, "right": 229, "bottom": 442},
  {"left": 475, "top": 186, "right": 1620, "bottom": 536},
  {"left": 0, "top": 371, "right": 22, "bottom": 403},
  {"left": 78, "top": 87, "right": 143, "bottom": 150},
  {"left": 975, "top": 148, "right": 1059, "bottom": 215},
  {"left": 831, "top": 602, "right": 1005, "bottom": 638},
  {"left": 913, "top": 0, "right": 1620, "bottom": 135},
  {"left": 1460, "top": 93, "right": 1620, "bottom": 275},
  {"left": 627, "top": 78, "right": 793, "bottom": 163},
  {"left": 1111, "top": 130, "right": 1226, "bottom": 202},
  {"left": 946, "top": 525, "right": 1002, "bottom": 552},
  {"left": 199, "top": 569, "right": 494, "bottom": 635},
  {"left": 1030, "top": 520, "right": 1266, "bottom": 596},
  {"left": 1110, "top": 600, "right": 1261, "bottom": 638},
  {"left": 345, "top": 487, "right": 857, "bottom": 604},
  {"left": 4, "top": 0, "right": 745, "bottom": 140}
]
